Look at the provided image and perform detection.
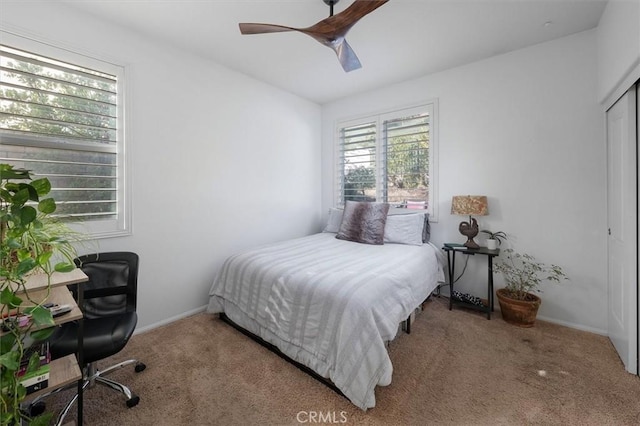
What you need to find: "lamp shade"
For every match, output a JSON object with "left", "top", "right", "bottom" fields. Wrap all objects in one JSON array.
[{"left": 451, "top": 195, "right": 488, "bottom": 216}]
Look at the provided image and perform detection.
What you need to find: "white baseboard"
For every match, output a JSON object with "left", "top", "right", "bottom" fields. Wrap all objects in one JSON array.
[
  {"left": 132, "top": 304, "right": 609, "bottom": 340},
  {"left": 536, "top": 314, "right": 607, "bottom": 336},
  {"left": 134, "top": 305, "right": 208, "bottom": 335}
]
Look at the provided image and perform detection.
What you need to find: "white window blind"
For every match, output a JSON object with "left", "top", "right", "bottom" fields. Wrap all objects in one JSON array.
[
  {"left": 336, "top": 102, "right": 438, "bottom": 220},
  {"left": 382, "top": 113, "right": 430, "bottom": 205},
  {"left": 338, "top": 121, "right": 377, "bottom": 202},
  {"left": 0, "top": 34, "right": 129, "bottom": 238}
]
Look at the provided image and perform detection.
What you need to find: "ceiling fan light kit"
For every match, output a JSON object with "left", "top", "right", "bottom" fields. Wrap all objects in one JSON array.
[{"left": 239, "top": 0, "right": 389, "bottom": 72}]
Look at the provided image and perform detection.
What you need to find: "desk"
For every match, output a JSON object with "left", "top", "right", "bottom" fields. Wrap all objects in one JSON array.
[
  {"left": 442, "top": 245, "right": 499, "bottom": 319},
  {"left": 11, "top": 269, "right": 88, "bottom": 425}
]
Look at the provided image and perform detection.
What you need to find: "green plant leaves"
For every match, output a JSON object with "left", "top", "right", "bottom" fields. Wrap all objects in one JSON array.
[
  {"left": 25, "top": 305, "right": 55, "bottom": 328},
  {"left": 494, "top": 248, "right": 568, "bottom": 300},
  {"left": 11, "top": 187, "right": 30, "bottom": 206},
  {"left": 0, "top": 333, "right": 17, "bottom": 356},
  {"left": 38, "top": 198, "right": 56, "bottom": 214},
  {"left": 0, "top": 164, "right": 31, "bottom": 180},
  {"left": 54, "top": 262, "right": 76, "bottom": 273},
  {"left": 1, "top": 164, "right": 83, "bottom": 424},
  {"left": 15, "top": 257, "right": 37, "bottom": 276},
  {"left": 37, "top": 251, "right": 53, "bottom": 266},
  {"left": 30, "top": 413, "right": 54, "bottom": 426},
  {"left": 4, "top": 238, "right": 21, "bottom": 249},
  {"left": 26, "top": 350, "right": 41, "bottom": 373},
  {"left": 20, "top": 205, "right": 37, "bottom": 225},
  {"left": 29, "top": 326, "right": 55, "bottom": 341},
  {"left": 0, "top": 287, "right": 23, "bottom": 308},
  {"left": 0, "top": 348, "right": 21, "bottom": 370},
  {"left": 30, "top": 178, "right": 51, "bottom": 197}
]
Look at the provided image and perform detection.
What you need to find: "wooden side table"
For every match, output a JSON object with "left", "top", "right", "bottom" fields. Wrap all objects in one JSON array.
[{"left": 442, "top": 245, "right": 500, "bottom": 319}]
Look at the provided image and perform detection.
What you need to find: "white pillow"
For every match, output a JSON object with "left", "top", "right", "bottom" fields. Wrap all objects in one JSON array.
[
  {"left": 323, "top": 208, "right": 343, "bottom": 233},
  {"left": 406, "top": 200, "right": 427, "bottom": 210},
  {"left": 384, "top": 213, "right": 424, "bottom": 246}
]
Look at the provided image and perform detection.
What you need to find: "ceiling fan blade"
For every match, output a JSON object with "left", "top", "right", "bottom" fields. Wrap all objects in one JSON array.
[
  {"left": 239, "top": 23, "right": 296, "bottom": 35},
  {"left": 305, "top": 0, "right": 389, "bottom": 40},
  {"left": 331, "top": 38, "right": 362, "bottom": 72},
  {"left": 238, "top": 0, "right": 388, "bottom": 72}
]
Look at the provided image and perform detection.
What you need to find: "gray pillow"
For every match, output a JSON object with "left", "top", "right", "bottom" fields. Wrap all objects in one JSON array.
[
  {"left": 336, "top": 201, "right": 390, "bottom": 245},
  {"left": 383, "top": 213, "right": 424, "bottom": 246},
  {"left": 422, "top": 214, "right": 431, "bottom": 243},
  {"left": 323, "top": 207, "right": 344, "bottom": 233},
  {"left": 387, "top": 208, "right": 430, "bottom": 243}
]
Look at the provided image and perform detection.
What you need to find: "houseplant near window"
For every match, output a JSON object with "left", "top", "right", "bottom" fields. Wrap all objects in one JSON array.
[
  {"left": 1, "top": 164, "right": 81, "bottom": 425},
  {"left": 480, "top": 229, "right": 507, "bottom": 250},
  {"left": 493, "top": 248, "right": 567, "bottom": 327}
]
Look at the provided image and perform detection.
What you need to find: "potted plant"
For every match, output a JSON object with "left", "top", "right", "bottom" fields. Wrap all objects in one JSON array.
[
  {"left": 480, "top": 229, "right": 507, "bottom": 250},
  {"left": 493, "top": 248, "right": 567, "bottom": 327},
  {"left": 1, "top": 164, "right": 81, "bottom": 425}
]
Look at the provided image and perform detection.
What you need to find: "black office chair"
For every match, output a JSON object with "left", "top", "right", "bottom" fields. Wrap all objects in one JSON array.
[{"left": 28, "top": 252, "right": 146, "bottom": 425}]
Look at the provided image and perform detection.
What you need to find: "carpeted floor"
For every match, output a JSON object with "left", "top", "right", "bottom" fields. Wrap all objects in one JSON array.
[{"left": 43, "top": 296, "right": 640, "bottom": 425}]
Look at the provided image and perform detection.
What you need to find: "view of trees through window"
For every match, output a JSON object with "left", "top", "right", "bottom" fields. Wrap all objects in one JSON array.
[
  {"left": 339, "top": 111, "right": 430, "bottom": 207},
  {"left": 0, "top": 44, "right": 119, "bottom": 221}
]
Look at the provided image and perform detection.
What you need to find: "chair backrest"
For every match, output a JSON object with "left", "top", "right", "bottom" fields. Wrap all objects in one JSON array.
[{"left": 71, "top": 252, "right": 139, "bottom": 319}]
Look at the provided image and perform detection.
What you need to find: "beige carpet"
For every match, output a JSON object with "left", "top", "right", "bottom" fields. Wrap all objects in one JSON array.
[{"left": 44, "top": 297, "right": 640, "bottom": 425}]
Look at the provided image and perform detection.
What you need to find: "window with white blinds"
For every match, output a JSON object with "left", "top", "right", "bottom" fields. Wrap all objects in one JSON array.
[
  {"left": 338, "top": 121, "right": 377, "bottom": 202},
  {"left": 0, "top": 33, "right": 129, "bottom": 238},
  {"left": 336, "top": 102, "right": 438, "bottom": 220}
]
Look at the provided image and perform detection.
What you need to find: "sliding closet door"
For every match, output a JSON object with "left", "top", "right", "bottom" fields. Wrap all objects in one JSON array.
[{"left": 607, "top": 85, "right": 638, "bottom": 375}]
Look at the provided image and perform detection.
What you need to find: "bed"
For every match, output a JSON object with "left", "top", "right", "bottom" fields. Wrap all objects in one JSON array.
[{"left": 206, "top": 203, "right": 444, "bottom": 410}]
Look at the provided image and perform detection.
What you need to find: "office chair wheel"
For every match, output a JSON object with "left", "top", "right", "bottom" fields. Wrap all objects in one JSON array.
[
  {"left": 135, "top": 362, "right": 146, "bottom": 373},
  {"left": 26, "top": 400, "right": 46, "bottom": 417},
  {"left": 126, "top": 395, "right": 140, "bottom": 408}
]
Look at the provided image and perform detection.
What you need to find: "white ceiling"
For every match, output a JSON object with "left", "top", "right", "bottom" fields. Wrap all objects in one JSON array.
[{"left": 59, "top": 0, "right": 607, "bottom": 104}]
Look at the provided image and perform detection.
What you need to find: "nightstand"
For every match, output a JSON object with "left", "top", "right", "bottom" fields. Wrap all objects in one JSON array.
[{"left": 442, "top": 245, "right": 499, "bottom": 319}]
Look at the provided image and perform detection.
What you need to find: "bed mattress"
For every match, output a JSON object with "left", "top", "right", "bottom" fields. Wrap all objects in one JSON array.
[{"left": 207, "top": 232, "right": 444, "bottom": 410}]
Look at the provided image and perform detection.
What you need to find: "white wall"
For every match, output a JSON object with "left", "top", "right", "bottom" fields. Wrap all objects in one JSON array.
[
  {"left": 322, "top": 30, "right": 607, "bottom": 333},
  {"left": 1, "top": 2, "right": 322, "bottom": 330},
  {"left": 597, "top": 0, "right": 640, "bottom": 105}
]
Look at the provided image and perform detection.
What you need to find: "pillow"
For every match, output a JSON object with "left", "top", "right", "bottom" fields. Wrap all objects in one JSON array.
[
  {"left": 406, "top": 200, "right": 427, "bottom": 210},
  {"left": 422, "top": 213, "right": 431, "bottom": 243},
  {"left": 336, "top": 201, "right": 390, "bottom": 245},
  {"left": 323, "top": 208, "right": 343, "bottom": 233},
  {"left": 387, "top": 208, "right": 431, "bottom": 243},
  {"left": 384, "top": 213, "right": 424, "bottom": 246}
]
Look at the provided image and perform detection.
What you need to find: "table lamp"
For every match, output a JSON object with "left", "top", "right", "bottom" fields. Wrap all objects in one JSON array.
[{"left": 451, "top": 195, "right": 488, "bottom": 248}]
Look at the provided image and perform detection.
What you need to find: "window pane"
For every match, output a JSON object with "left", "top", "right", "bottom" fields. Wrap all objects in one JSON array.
[
  {"left": 336, "top": 103, "right": 436, "bottom": 217},
  {"left": 384, "top": 113, "right": 430, "bottom": 205},
  {"left": 0, "top": 144, "right": 117, "bottom": 221},
  {"left": 0, "top": 43, "right": 121, "bottom": 226},
  {"left": 0, "top": 46, "right": 117, "bottom": 145},
  {"left": 339, "top": 122, "right": 377, "bottom": 203}
]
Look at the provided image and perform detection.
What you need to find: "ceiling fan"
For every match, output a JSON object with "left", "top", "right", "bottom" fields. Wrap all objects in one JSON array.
[{"left": 239, "top": 0, "right": 389, "bottom": 72}]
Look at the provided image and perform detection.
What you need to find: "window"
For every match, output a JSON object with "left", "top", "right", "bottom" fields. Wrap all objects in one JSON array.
[
  {"left": 0, "top": 33, "right": 129, "bottom": 238},
  {"left": 336, "top": 102, "right": 438, "bottom": 220}
]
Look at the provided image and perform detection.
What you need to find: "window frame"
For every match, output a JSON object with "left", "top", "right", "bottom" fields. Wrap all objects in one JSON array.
[
  {"left": 0, "top": 30, "right": 131, "bottom": 239},
  {"left": 335, "top": 100, "right": 439, "bottom": 222}
]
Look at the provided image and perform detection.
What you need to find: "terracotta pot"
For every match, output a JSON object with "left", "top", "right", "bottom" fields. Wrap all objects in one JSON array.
[{"left": 496, "top": 288, "right": 541, "bottom": 328}]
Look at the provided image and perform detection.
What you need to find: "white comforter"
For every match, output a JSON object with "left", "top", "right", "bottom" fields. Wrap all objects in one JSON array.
[{"left": 206, "top": 233, "right": 444, "bottom": 410}]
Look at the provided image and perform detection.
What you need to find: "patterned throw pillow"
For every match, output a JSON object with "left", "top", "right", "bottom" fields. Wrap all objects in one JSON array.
[{"left": 336, "top": 201, "right": 390, "bottom": 245}]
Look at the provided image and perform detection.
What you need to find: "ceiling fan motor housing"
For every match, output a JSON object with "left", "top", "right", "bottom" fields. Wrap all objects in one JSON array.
[{"left": 323, "top": 0, "right": 340, "bottom": 16}]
